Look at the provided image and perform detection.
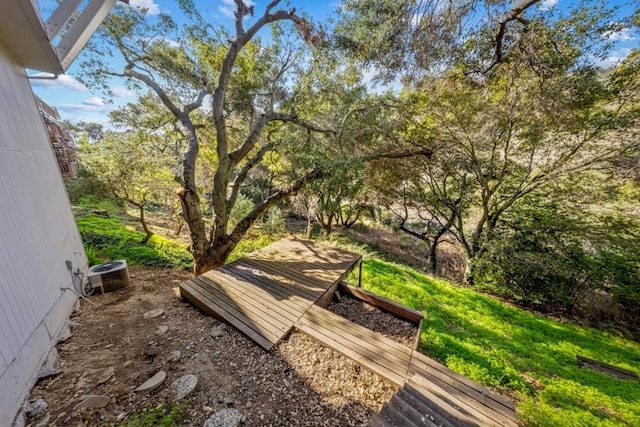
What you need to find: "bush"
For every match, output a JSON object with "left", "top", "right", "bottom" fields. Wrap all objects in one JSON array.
[
  {"left": 228, "top": 193, "right": 254, "bottom": 229},
  {"left": 64, "top": 165, "right": 110, "bottom": 204},
  {"left": 472, "top": 199, "right": 640, "bottom": 330},
  {"left": 261, "top": 207, "right": 285, "bottom": 236}
]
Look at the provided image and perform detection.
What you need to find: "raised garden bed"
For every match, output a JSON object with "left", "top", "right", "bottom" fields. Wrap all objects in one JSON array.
[{"left": 326, "top": 283, "right": 423, "bottom": 348}]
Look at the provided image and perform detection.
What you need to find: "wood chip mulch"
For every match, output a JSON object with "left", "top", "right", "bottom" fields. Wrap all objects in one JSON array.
[{"left": 327, "top": 294, "right": 418, "bottom": 348}]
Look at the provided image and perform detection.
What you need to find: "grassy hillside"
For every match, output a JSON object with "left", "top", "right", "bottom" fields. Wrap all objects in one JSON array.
[
  {"left": 71, "top": 200, "right": 640, "bottom": 425},
  {"left": 73, "top": 197, "right": 193, "bottom": 270},
  {"left": 358, "top": 257, "right": 640, "bottom": 426}
]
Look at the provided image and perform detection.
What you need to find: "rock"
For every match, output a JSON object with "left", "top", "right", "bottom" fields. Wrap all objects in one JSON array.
[
  {"left": 210, "top": 324, "right": 226, "bottom": 338},
  {"left": 156, "top": 325, "right": 169, "bottom": 335},
  {"left": 144, "top": 309, "right": 164, "bottom": 319},
  {"left": 283, "top": 379, "right": 291, "bottom": 388},
  {"left": 73, "top": 395, "right": 110, "bottom": 410},
  {"left": 173, "top": 374, "right": 198, "bottom": 400},
  {"left": 76, "top": 367, "right": 115, "bottom": 391},
  {"left": 24, "top": 398, "right": 48, "bottom": 418},
  {"left": 135, "top": 371, "right": 167, "bottom": 392},
  {"left": 218, "top": 397, "right": 234, "bottom": 405},
  {"left": 168, "top": 351, "right": 182, "bottom": 362},
  {"left": 37, "top": 348, "right": 59, "bottom": 379},
  {"left": 203, "top": 409, "right": 243, "bottom": 427}
]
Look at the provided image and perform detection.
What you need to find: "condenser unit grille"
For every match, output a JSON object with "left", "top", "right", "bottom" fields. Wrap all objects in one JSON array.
[{"left": 88, "top": 260, "right": 130, "bottom": 293}]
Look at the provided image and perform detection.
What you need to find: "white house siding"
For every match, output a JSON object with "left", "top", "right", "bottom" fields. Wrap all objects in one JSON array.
[{"left": 0, "top": 40, "right": 87, "bottom": 425}]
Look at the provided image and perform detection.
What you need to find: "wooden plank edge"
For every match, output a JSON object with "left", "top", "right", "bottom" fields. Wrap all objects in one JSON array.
[
  {"left": 179, "top": 282, "right": 274, "bottom": 351},
  {"left": 414, "top": 318, "right": 424, "bottom": 351},
  {"left": 296, "top": 314, "right": 412, "bottom": 374},
  {"left": 410, "top": 350, "right": 515, "bottom": 411},
  {"left": 190, "top": 276, "right": 296, "bottom": 333},
  {"left": 577, "top": 355, "right": 639, "bottom": 380},
  {"left": 182, "top": 280, "right": 285, "bottom": 341},
  {"left": 315, "top": 280, "right": 341, "bottom": 308},
  {"left": 338, "top": 283, "right": 424, "bottom": 324},
  {"left": 408, "top": 373, "right": 513, "bottom": 427},
  {"left": 294, "top": 321, "right": 406, "bottom": 386},
  {"left": 408, "top": 361, "right": 517, "bottom": 425},
  {"left": 304, "top": 305, "right": 413, "bottom": 359}
]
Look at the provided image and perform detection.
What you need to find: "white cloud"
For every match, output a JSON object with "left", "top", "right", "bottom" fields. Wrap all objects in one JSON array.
[
  {"left": 129, "top": 0, "right": 160, "bottom": 15},
  {"left": 60, "top": 97, "right": 114, "bottom": 113},
  {"left": 539, "top": 0, "right": 559, "bottom": 11},
  {"left": 594, "top": 48, "right": 632, "bottom": 69},
  {"left": 84, "top": 97, "right": 105, "bottom": 106},
  {"left": 112, "top": 86, "right": 135, "bottom": 98},
  {"left": 603, "top": 28, "right": 635, "bottom": 42},
  {"left": 219, "top": 0, "right": 255, "bottom": 19},
  {"left": 29, "top": 73, "right": 87, "bottom": 92}
]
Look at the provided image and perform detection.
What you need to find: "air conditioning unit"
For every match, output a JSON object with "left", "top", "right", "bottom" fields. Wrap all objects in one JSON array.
[{"left": 87, "top": 260, "right": 131, "bottom": 293}]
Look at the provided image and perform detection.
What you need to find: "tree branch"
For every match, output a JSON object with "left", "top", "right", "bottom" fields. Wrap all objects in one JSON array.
[
  {"left": 228, "top": 167, "right": 325, "bottom": 243},
  {"left": 229, "top": 112, "right": 336, "bottom": 165},
  {"left": 227, "top": 141, "right": 275, "bottom": 210},
  {"left": 184, "top": 89, "right": 209, "bottom": 114}
]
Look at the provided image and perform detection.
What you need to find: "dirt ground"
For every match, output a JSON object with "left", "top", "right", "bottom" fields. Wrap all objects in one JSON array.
[{"left": 24, "top": 266, "right": 417, "bottom": 426}]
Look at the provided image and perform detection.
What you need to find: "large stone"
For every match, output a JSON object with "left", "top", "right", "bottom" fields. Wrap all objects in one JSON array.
[
  {"left": 143, "top": 309, "right": 164, "bottom": 319},
  {"left": 173, "top": 374, "right": 198, "bottom": 400},
  {"left": 156, "top": 325, "right": 169, "bottom": 335},
  {"left": 210, "top": 324, "right": 226, "bottom": 338},
  {"left": 24, "top": 398, "right": 48, "bottom": 418},
  {"left": 203, "top": 409, "right": 243, "bottom": 427},
  {"left": 168, "top": 350, "right": 182, "bottom": 362},
  {"left": 73, "top": 395, "right": 110, "bottom": 410},
  {"left": 76, "top": 367, "right": 115, "bottom": 391},
  {"left": 135, "top": 371, "right": 167, "bottom": 392}
]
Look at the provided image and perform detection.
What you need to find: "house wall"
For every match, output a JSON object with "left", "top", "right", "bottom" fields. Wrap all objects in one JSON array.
[{"left": 0, "top": 40, "right": 87, "bottom": 425}]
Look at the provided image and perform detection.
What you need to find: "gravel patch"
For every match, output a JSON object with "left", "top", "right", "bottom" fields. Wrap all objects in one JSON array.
[{"left": 25, "top": 266, "right": 397, "bottom": 426}]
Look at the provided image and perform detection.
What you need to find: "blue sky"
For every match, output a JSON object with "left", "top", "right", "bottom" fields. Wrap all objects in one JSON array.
[{"left": 30, "top": 0, "right": 638, "bottom": 126}]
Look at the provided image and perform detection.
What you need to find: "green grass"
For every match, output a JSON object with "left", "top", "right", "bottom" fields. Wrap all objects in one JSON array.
[
  {"left": 353, "top": 257, "right": 640, "bottom": 426},
  {"left": 70, "top": 199, "right": 640, "bottom": 425},
  {"left": 122, "top": 404, "right": 184, "bottom": 427},
  {"left": 76, "top": 214, "right": 193, "bottom": 269}
]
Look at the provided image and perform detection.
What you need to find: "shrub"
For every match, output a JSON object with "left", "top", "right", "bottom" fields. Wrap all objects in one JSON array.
[
  {"left": 261, "top": 207, "right": 285, "bottom": 236},
  {"left": 228, "top": 193, "right": 254, "bottom": 229}
]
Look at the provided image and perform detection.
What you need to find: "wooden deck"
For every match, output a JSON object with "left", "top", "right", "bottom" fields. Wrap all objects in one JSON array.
[
  {"left": 178, "top": 237, "right": 362, "bottom": 350},
  {"left": 296, "top": 304, "right": 517, "bottom": 427},
  {"left": 179, "top": 237, "right": 517, "bottom": 426}
]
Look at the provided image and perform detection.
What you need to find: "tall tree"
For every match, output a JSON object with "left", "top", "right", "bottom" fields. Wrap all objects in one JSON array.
[
  {"left": 80, "top": 1, "right": 332, "bottom": 273},
  {"left": 82, "top": 130, "right": 176, "bottom": 241},
  {"left": 340, "top": 0, "right": 638, "bottom": 280},
  {"left": 81, "top": 1, "right": 428, "bottom": 274}
]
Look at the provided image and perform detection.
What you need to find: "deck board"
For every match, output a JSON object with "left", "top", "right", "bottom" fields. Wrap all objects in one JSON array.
[
  {"left": 297, "top": 305, "right": 411, "bottom": 382},
  {"left": 178, "top": 237, "right": 361, "bottom": 350}
]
